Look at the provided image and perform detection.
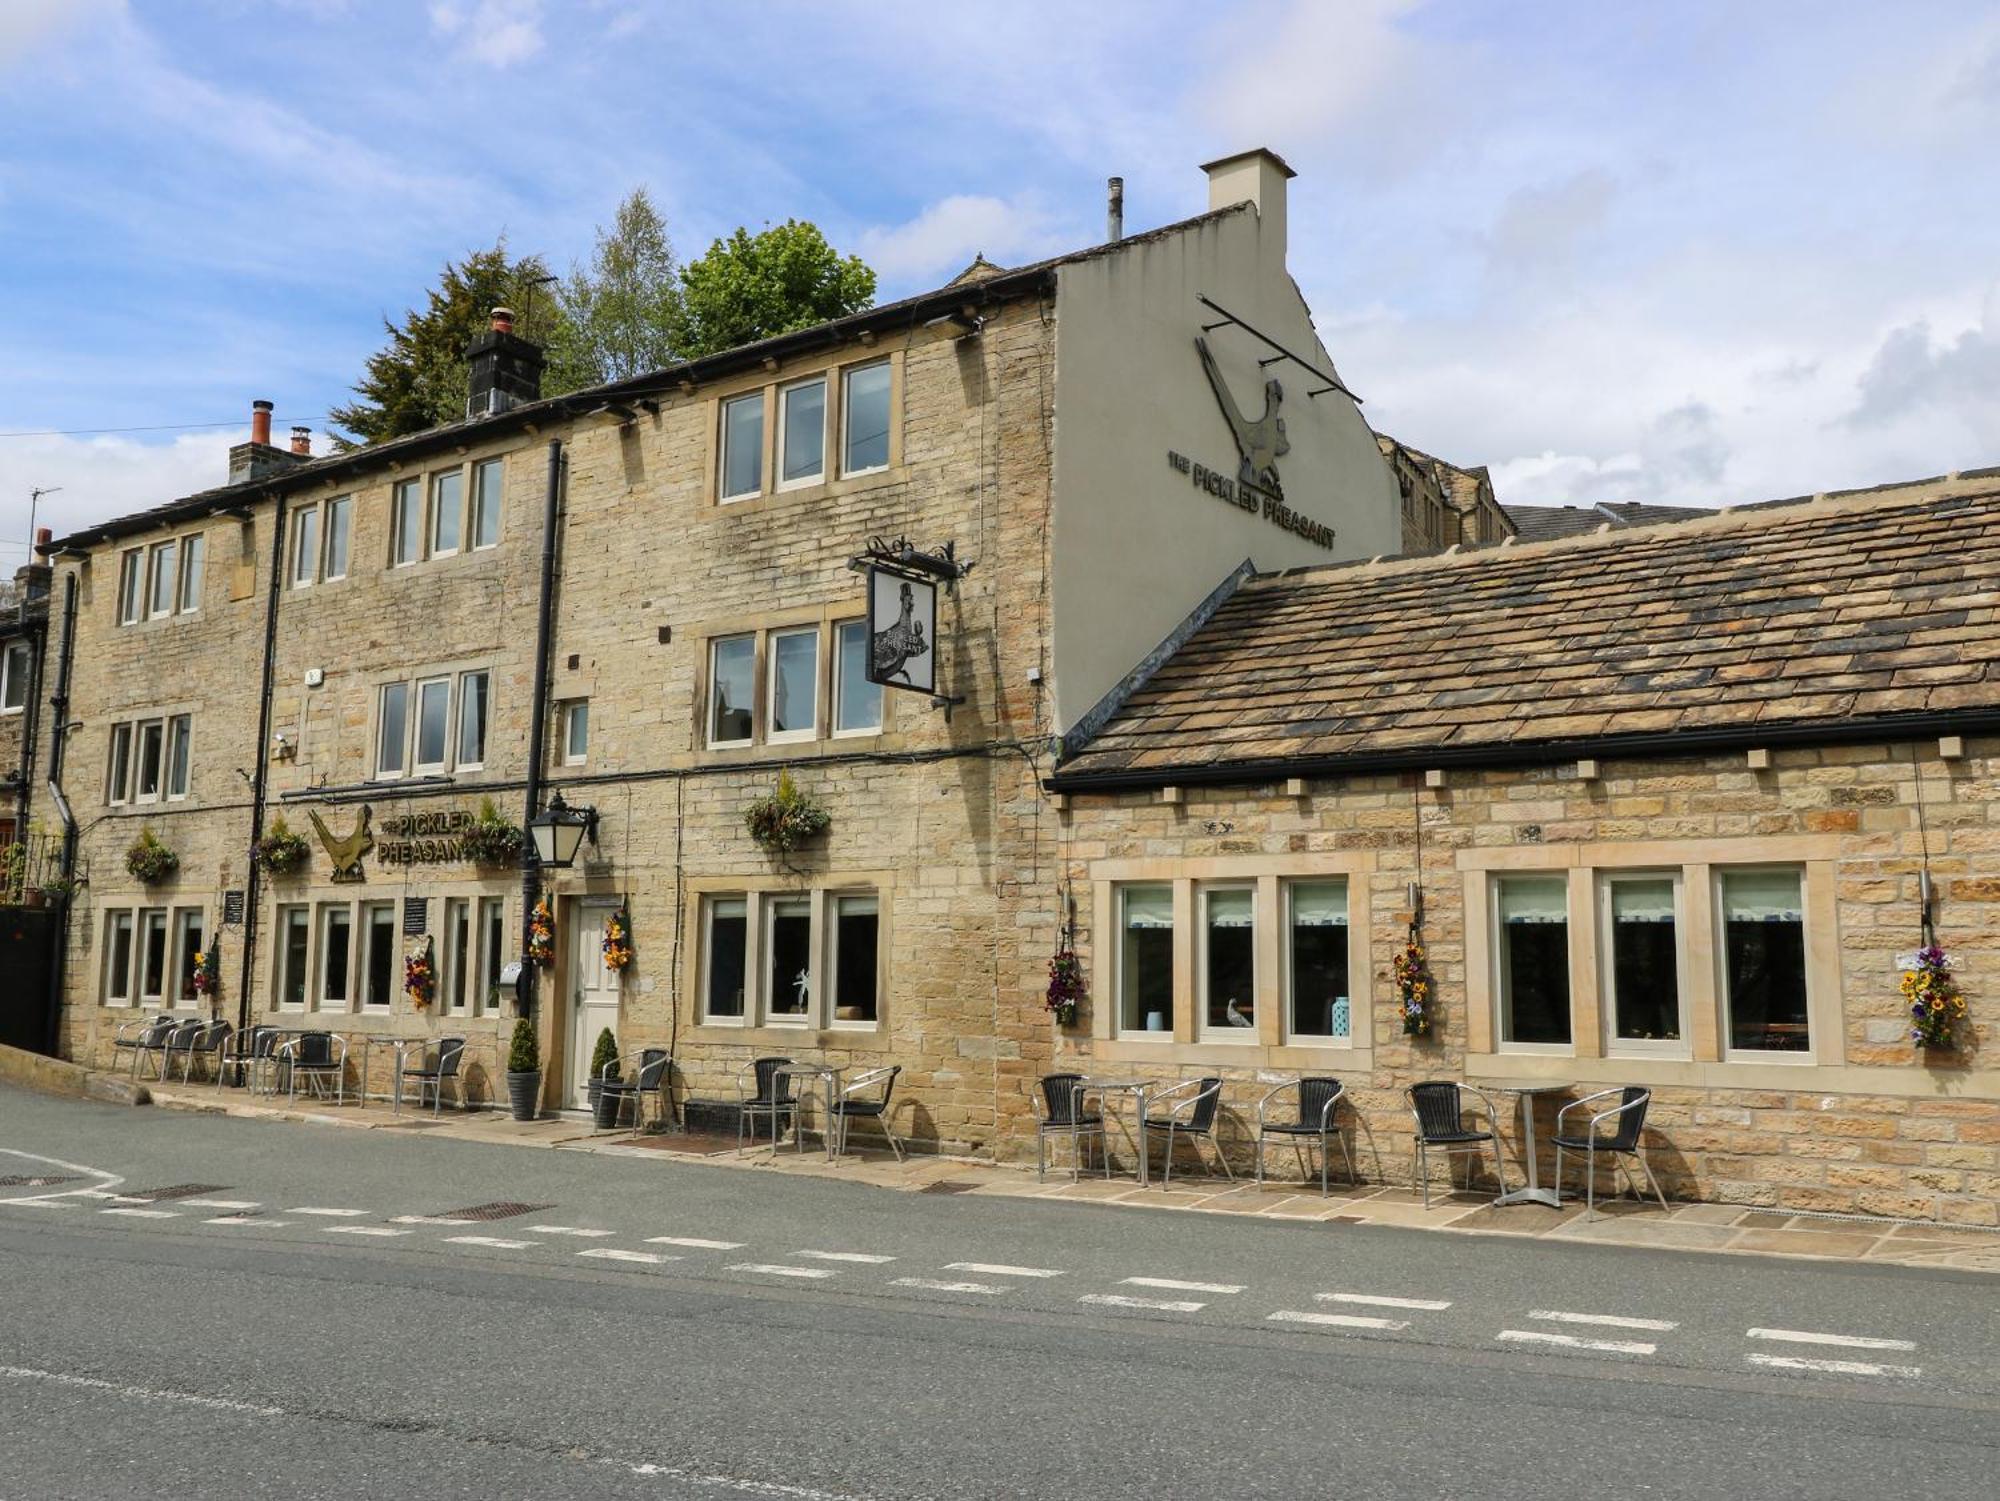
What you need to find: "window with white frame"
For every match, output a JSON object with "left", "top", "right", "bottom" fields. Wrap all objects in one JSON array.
[
  {"left": 290, "top": 503, "right": 320, "bottom": 587},
  {"left": 377, "top": 682, "right": 409, "bottom": 777},
  {"left": 1117, "top": 884, "right": 1174, "bottom": 1035},
  {"left": 828, "top": 893, "right": 879, "bottom": 1025},
  {"left": 477, "top": 896, "right": 506, "bottom": 1011},
  {"left": 374, "top": 671, "right": 491, "bottom": 779},
  {"left": 842, "top": 361, "right": 891, "bottom": 475},
  {"left": 765, "top": 896, "right": 813, "bottom": 1023},
  {"left": 413, "top": 677, "right": 451, "bottom": 772},
  {"left": 708, "top": 636, "right": 755, "bottom": 746},
  {"left": 720, "top": 392, "right": 764, "bottom": 501},
  {"left": 0, "top": 639, "right": 29, "bottom": 713},
  {"left": 471, "top": 458, "right": 503, "bottom": 550},
  {"left": 176, "top": 534, "right": 204, "bottom": 613},
  {"left": 276, "top": 906, "right": 310, "bottom": 1009},
  {"left": 319, "top": 905, "right": 352, "bottom": 1010},
  {"left": 777, "top": 377, "right": 826, "bottom": 489},
  {"left": 1285, "top": 878, "right": 1350, "bottom": 1042},
  {"left": 137, "top": 909, "right": 170, "bottom": 1006},
  {"left": 1720, "top": 867, "right": 1809, "bottom": 1055},
  {"left": 832, "top": 619, "right": 880, "bottom": 735},
  {"left": 1494, "top": 876, "right": 1571, "bottom": 1049},
  {"left": 113, "top": 532, "right": 204, "bottom": 625},
  {"left": 561, "top": 699, "right": 589, "bottom": 766},
  {"left": 117, "top": 549, "right": 143, "bottom": 624},
  {"left": 165, "top": 714, "right": 191, "bottom": 800},
  {"left": 457, "top": 670, "right": 489, "bottom": 769},
  {"left": 767, "top": 628, "right": 818, "bottom": 742},
  {"left": 324, "top": 496, "right": 352, "bottom": 580},
  {"left": 430, "top": 467, "right": 464, "bottom": 557},
  {"left": 172, "top": 909, "right": 204, "bottom": 1007},
  {"left": 443, "top": 898, "right": 471, "bottom": 1012},
  {"left": 103, "top": 911, "right": 135, "bottom": 1005},
  {"left": 361, "top": 903, "right": 398, "bottom": 1008},
  {"left": 1601, "top": 873, "right": 1684, "bottom": 1054},
  {"left": 106, "top": 724, "right": 132, "bottom": 805},
  {"left": 702, "top": 895, "right": 748, "bottom": 1021},
  {"left": 135, "top": 720, "right": 165, "bottom": 802},
  {"left": 391, "top": 478, "right": 424, "bottom": 566},
  {"left": 1199, "top": 885, "right": 1256, "bottom": 1036},
  {"left": 146, "top": 540, "right": 178, "bottom": 618}
]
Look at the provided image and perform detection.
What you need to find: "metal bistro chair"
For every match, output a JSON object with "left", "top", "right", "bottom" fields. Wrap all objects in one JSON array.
[
  {"left": 400, "top": 1036, "right": 466, "bottom": 1116},
  {"left": 734, "top": 1056, "right": 797, "bottom": 1153},
  {"left": 1142, "top": 1077, "right": 1234, "bottom": 1188},
  {"left": 830, "top": 1066, "right": 906, "bottom": 1161},
  {"left": 281, "top": 1031, "right": 347, "bottom": 1105},
  {"left": 173, "top": 1019, "right": 232, "bottom": 1084},
  {"left": 1036, "top": 1072, "right": 1108, "bottom": 1183},
  {"left": 1553, "top": 1086, "right": 1668, "bottom": 1218},
  {"left": 143, "top": 1019, "right": 203, "bottom": 1083},
  {"left": 215, "top": 1026, "right": 281, "bottom": 1093},
  {"left": 598, "top": 1048, "right": 672, "bottom": 1131},
  {"left": 1254, "top": 1076, "right": 1354, "bottom": 1196},
  {"left": 114, "top": 1015, "right": 178, "bottom": 1079},
  {"left": 1407, "top": 1081, "right": 1506, "bottom": 1208}
]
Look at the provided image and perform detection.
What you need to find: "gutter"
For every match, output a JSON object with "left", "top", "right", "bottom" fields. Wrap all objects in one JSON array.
[
  {"left": 236, "top": 503, "right": 289, "bottom": 1030},
  {"left": 519, "top": 439, "right": 563, "bottom": 1016},
  {"left": 1046, "top": 708, "right": 2000, "bottom": 794},
  {"left": 40, "top": 573, "right": 77, "bottom": 1057}
]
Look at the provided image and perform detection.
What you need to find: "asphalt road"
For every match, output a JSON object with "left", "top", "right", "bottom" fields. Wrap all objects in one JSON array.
[{"left": 2, "top": 1087, "right": 1996, "bottom": 1500}]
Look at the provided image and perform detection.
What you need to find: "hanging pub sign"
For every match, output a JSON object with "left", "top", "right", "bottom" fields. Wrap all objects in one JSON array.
[{"left": 851, "top": 535, "right": 971, "bottom": 710}]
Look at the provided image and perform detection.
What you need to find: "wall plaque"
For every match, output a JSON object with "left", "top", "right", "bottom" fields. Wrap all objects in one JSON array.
[{"left": 402, "top": 897, "right": 428, "bottom": 937}]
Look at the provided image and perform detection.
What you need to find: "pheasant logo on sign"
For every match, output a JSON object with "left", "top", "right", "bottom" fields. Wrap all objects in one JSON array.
[{"left": 1196, "top": 335, "right": 1289, "bottom": 499}]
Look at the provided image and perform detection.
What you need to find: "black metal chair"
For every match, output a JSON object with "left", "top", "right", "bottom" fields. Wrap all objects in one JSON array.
[
  {"left": 400, "top": 1036, "right": 466, "bottom": 1115},
  {"left": 114, "top": 1016, "right": 178, "bottom": 1079},
  {"left": 281, "top": 1030, "right": 346, "bottom": 1105},
  {"left": 1143, "top": 1077, "right": 1234, "bottom": 1188},
  {"left": 144, "top": 1020, "right": 202, "bottom": 1083},
  {"left": 734, "top": 1056, "right": 797, "bottom": 1153},
  {"left": 598, "top": 1048, "right": 672, "bottom": 1131},
  {"left": 1553, "top": 1086, "right": 1667, "bottom": 1217},
  {"left": 1407, "top": 1081, "right": 1505, "bottom": 1207},
  {"left": 1254, "top": 1076, "right": 1353, "bottom": 1195},
  {"left": 216, "top": 1026, "right": 283, "bottom": 1093},
  {"left": 830, "top": 1066, "right": 906, "bottom": 1161},
  {"left": 1036, "top": 1073, "right": 1108, "bottom": 1183},
  {"left": 173, "top": 1019, "right": 232, "bottom": 1083}
]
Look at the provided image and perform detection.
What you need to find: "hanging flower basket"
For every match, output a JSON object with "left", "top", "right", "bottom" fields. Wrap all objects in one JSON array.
[
  {"left": 1903, "top": 946, "right": 1965, "bottom": 1050},
  {"left": 744, "top": 769, "right": 830, "bottom": 854},
  {"left": 1046, "top": 947, "right": 1085, "bottom": 1027},
  {"left": 253, "top": 815, "right": 312, "bottom": 877},
  {"left": 527, "top": 895, "right": 556, "bottom": 968},
  {"left": 191, "top": 945, "right": 219, "bottom": 1000},
  {"left": 405, "top": 939, "right": 437, "bottom": 1010},
  {"left": 462, "top": 797, "right": 525, "bottom": 868},
  {"left": 602, "top": 905, "right": 634, "bottom": 972},
  {"left": 125, "top": 828, "right": 180, "bottom": 885},
  {"left": 1395, "top": 938, "right": 1433, "bottom": 1038}
]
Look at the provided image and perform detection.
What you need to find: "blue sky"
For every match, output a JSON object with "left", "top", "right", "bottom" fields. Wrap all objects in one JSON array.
[{"left": 3, "top": 0, "right": 1998, "bottom": 558}]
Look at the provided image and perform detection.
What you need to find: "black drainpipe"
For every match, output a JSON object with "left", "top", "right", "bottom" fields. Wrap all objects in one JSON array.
[
  {"left": 519, "top": 438, "right": 563, "bottom": 1016},
  {"left": 236, "top": 501, "right": 288, "bottom": 1032},
  {"left": 41, "top": 572, "right": 78, "bottom": 1057}
]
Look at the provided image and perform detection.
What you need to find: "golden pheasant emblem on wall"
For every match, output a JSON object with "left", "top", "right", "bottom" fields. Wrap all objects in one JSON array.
[
  {"left": 1196, "top": 335, "right": 1289, "bottom": 498},
  {"left": 307, "top": 804, "right": 374, "bottom": 883}
]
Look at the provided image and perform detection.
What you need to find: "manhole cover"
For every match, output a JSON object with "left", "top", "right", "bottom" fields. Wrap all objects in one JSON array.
[
  {"left": 427, "top": 1201, "right": 552, "bottom": 1222},
  {"left": 125, "top": 1183, "right": 232, "bottom": 1201},
  {"left": 0, "top": 1174, "right": 80, "bottom": 1188},
  {"left": 919, "top": 1180, "right": 982, "bottom": 1196}
]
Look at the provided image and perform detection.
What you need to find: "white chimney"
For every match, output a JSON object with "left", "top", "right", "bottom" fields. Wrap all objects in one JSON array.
[{"left": 1201, "top": 147, "right": 1294, "bottom": 269}]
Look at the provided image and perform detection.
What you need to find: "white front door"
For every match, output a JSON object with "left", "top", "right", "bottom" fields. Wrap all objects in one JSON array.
[{"left": 567, "top": 901, "right": 621, "bottom": 1108}]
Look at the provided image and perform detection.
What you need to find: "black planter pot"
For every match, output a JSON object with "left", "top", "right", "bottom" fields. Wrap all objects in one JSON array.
[
  {"left": 587, "top": 1080, "right": 603, "bottom": 1112},
  {"left": 593, "top": 1089, "right": 624, "bottom": 1131},
  {"left": 506, "top": 1070, "right": 542, "bottom": 1122}
]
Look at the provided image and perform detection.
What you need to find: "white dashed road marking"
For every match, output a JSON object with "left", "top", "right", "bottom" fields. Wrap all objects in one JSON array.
[
  {"left": 1531, "top": 1310, "right": 1678, "bottom": 1332},
  {"left": 445, "top": 1235, "right": 538, "bottom": 1250},
  {"left": 182, "top": 1199, "right": 258, "bottom": 1211},
  {"left": 323, "top": 1226, "right": 409, "bottom": 1238},
  {"left": 1746, "top": 1328, "right": 1916, "bottom": 1352},
  {"left": 578, "top": 1248, "right": 675, "bottom": 1265},
  {"left": 798, "top": 1251, "right": 896, "bottom": 1264},
  {"left": 206, "top": 1216, "right": 290, "bottom": 1227},
  {"left": 290, "top": 1208, "right": 370, "bottom": 1218},
  {"left": 729, "top": 1264, "right": 838, "bottom": 1280},
  {"left": 1747, "top": 1354, "right": 1923, "bottom": 1379},
  {"left": 100, "top": 1208, "right": 177, "bottom": 1219},
  {"left": 525, "top": 1225, "right": 616, "bottom": 1238},
  {"left": 1497, "top": 1330, "right": 1656, "bottom": 1356},
  {"left": 391, "top": 1215, "right": 477, "bottom": 1226},
  {"left": 891, "top": 1278, "right": 1008, "bottom": 1295},
  {"left": 647, "top": 1237, "right": 745, "bottom": 1250},
  {"left": 1318, "top": 1293, "right": 1452, "bottom": 1311},
  {"left": 1078, "top": 1294, "right": 1205, "bottom": 1313},
  {"left": 1270, "top": 1311, "right": 1410, "bottom": 1332},
  {"left": 1121, "top": 1277, "right": 1244, "bottom": 1295},
  {"left": 946, "top": 1263, "right": 1064, "bottom": 1279}
]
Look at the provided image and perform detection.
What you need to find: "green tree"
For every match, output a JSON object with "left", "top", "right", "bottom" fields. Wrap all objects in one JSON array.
[
  {"left": 329, "top": 242, "right": 584, "bottom": 447},
  {"left": 551, "top": 188, "right": 685, "bottom": 385},
  {"left": 676, "top": 220, "right": 876, "bottom": 359}
]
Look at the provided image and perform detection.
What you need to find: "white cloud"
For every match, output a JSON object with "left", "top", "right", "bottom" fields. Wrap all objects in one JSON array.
[
  {"left": 856, "top": 194, "right": 1072, "bottom": 285},
  {"left": 0, "top": 0, "right": 115, "bottom": 72},
  {"left": 0, "top": 431, "right": 240, "bottom": 559},
  {"left": 1846, "top": 297, "right": 2000, "bottom": 430},
  {"left": 1485, "top": 169, "right": 1617, "bottom": 276},
  {"left": 430, "top": 0, "right": 545, "bottom": 68}
]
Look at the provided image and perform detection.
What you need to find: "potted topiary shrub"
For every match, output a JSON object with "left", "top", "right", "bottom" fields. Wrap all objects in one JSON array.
[
  {"left": 586, "top": 1026, "right": 619, "bottom": 1113},
  {"left": 506, "top": 1016, "right": 541, "bottom": 1122},
  {"left": 125, "top": 828, "right": 180, "bottom": 885},
  {"left": 253, "top": 814, "right": 311, "bottom": 877}
]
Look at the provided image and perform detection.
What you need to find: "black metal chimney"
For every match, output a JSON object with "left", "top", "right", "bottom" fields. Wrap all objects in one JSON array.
[{"left": 465, "top": 306, "right": 546, "bottom": 418}]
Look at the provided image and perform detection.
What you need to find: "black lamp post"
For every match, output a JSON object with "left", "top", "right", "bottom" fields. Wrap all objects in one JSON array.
[{"left": 527, "top": 789, "right": 597, "bottom": 869}]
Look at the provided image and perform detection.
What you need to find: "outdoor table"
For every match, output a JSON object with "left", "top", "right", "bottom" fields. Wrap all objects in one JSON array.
[
  {"left": 1082, "top": 1078, "right": 1153, "bottom": 1187},
  {"left": 775, "top": 1062, "right": 843, "bottom": 1161},
  {"left": 1477, "top": 1080, "right": 1574, "bottom": 1208},
  {"left": 359, "top": 1036, "right": 433, "bottom": 1113}
]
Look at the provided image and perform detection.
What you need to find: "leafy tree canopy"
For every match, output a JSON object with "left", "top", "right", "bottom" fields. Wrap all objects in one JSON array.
[
  {"left": 676, "top": 220, "right": 877, "bottom": 360},
  {"left": 550, "top": 188, "right": 684, "bottom": 386}
]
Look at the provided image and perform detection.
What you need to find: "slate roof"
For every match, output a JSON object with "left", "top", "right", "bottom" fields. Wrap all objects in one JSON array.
[
  {"left": 1052, "top": 479, "right": 2000, "bottom": 788},
  {"left": 1503, "top": 500, "right": 1717, "bottom": 543}
]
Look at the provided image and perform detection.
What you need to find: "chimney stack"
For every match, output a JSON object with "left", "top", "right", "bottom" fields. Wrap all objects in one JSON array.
[
  {"left": 465, "top": 305, "right": 546, "bottom": 419},
  {"left": 1107, "top": 177, "right": 1124, "bottom": 243},
  {"left": 229, "top": 398, "right": 309, "bottom": 484},
  {"left": 290, "top": 426, "right": 311, "bottom": 456},
  {"left": 1200, "top": 148, "right": 1294, "bottom": 270},
  {"left": 250, "top": 398, "right": 274, "bottom": 448}
]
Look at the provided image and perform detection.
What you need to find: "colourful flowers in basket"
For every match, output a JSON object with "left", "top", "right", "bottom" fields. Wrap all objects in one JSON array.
[
  {"left": 602, "top": 906, "right": 634, "bottom": 972},
  {"left": 404, "top": 941, "right": 436, "bottom": 1010},
  {"left": 1395, "top": 938, "right": 1433, "bottom": 1038},
  {"left": 527, "top": 895, "right": 556, "bottom": 967},
  {"left": 191, "top": 947, "right": 218, "bottom": 998},
  {"left": 1902, "top": 945, "right": 1966, "bottom": 1049},
  {"left": 1045, "top": 947, "right": 1085, "bottom": 1026}
]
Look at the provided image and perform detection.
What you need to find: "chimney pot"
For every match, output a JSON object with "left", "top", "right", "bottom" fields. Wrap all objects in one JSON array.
[
  {"left": 34, "top": 526, "right": 51, "bottom": 558},
  {"left": 490, "top": 306, "right": 515, "bottom": 334},
  {"left": 1107, "top": 176, "right": 1124, "bottom": 243},
  {"left": 290, "top": 426, "right": 311, "bottom": 456},
  {"left": 250, "top": 399, "right": 274, "bottom": 448}
]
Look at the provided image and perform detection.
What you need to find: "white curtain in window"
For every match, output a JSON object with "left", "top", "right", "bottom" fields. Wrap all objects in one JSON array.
[
  {"left": 1609, "top": 879, "right": 1675, "bottom": 923},
  {"left": 1498, "top": 877, "right": 1568, "bottom": 924},
  {"left": 1722, "top": 870, "right": 1803, "bottom": 922},
  {"left": 1204, "top": 889, "right": 1254, "bottom": 928},
  {"left": 1289, "top": 881, "right": 1348, "bottom": 927},
  {"left": 1122, "top": 887, "right": 1173, "bottom": 930}
]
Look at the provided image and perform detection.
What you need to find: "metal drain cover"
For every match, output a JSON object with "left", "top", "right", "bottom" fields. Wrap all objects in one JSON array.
[
  {"left": 918, "top": 1180, "right": 982, "bottom": 1196},
  {"left": 0, "top": 1174, "right": 80, "bottom": 1188},
  {"left": 426, "top": 1201, "right": 552, "bottom": 1222}
]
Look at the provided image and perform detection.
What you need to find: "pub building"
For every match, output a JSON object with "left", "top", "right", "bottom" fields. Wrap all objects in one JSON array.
[{"left": 32, "top": 147, "right": 1999, "bottom": 1222}]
